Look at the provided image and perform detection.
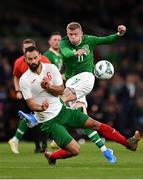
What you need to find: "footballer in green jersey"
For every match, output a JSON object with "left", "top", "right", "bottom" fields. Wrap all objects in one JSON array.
[
  {"left": 44, "top": 32, "right": 63, "bottom": 71},
  {"left": 60, "top": 22, "right": 126, "bottom": 112},
  {"left": 60, "top": 22, "right": 128, "bottom": 162},
  {"left": 44, "top": 50, "right": 63, "bottom": 71},
  {"left": 60, "top": 23, "right": 125, "bottom": 80}
]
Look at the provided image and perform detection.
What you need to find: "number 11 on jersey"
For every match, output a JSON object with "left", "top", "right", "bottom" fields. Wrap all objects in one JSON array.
[{"left": 78, "top": 55, "right": 83, "bottom": 62}]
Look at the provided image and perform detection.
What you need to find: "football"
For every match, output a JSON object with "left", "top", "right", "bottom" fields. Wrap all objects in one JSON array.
[{"left": 94, "top": 60, "right": 114, "bottom": 79}]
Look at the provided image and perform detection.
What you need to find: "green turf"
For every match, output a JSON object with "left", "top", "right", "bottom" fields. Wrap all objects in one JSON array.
[{"left": 0, "top": 140, "right": 143, "bottom": 179}]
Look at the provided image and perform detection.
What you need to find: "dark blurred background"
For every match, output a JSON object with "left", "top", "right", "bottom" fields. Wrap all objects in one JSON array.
[{"left": 0, "top": 0, "right": 143, "bottom": 141}]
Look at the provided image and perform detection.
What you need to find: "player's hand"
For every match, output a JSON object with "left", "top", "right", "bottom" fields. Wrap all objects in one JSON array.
[
  {"left": 41, "top": 77, "right": 50, "bottom": 89},
  {"left": 16, "top": 91, "right": 23, "bottom": 100},
  {"left": 75, "top": 49, "right": 86, "bottom": 56},
  {"left": 41, "top": 99, "right": 49, "bottom": 111},
  {"left": 117, "top": 25, "right": 126, "bottom": 36}
]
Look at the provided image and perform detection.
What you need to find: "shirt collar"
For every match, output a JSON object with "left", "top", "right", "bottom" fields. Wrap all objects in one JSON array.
[{"left": 49, "top": 47, "right": 60, "bottom": 56}]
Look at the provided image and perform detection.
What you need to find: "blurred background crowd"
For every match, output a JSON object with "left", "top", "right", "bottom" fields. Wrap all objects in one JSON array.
[{"left": 0, "top": 0, "right": 143, "bottom": 141}]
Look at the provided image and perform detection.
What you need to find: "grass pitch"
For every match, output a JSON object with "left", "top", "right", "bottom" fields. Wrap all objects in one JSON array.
[{"left": 0, "top": 140, "right": 143, "bottom": 179}]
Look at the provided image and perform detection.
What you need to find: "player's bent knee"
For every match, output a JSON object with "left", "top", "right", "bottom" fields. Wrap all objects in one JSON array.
[{"left": 63, "top": 87, "right": 77, "bottom": 103}]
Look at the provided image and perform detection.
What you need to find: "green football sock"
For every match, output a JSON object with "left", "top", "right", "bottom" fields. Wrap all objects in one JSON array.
[
  {"left": 15, "top": 119, "right": 29, "bottom": 140},
  {"left": 84, "top": 128, "right": 104, "bottom": 148}
]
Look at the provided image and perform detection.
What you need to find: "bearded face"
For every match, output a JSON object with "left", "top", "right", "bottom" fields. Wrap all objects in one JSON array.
[
  {"left": 25, "top": 50, "right": 41, "bottom": 72},
  {"left": 28, "top": 61, "right": 40, "bottom": 72}
]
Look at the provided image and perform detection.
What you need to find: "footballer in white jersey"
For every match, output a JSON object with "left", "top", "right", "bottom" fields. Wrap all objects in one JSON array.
[{"left": 20, "top": 63, "right": 63, "bottom": 123}]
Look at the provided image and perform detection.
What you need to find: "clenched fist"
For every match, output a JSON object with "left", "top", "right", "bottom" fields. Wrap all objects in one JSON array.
[
  {"left": 41, "top": 99, "right": 49, "bottom": 111},
  {"left": 117, "top": 25, "right": 126, "bottom": 36},
  {"left": 41, "top": 77, "right": 50, "bottom": 89}
]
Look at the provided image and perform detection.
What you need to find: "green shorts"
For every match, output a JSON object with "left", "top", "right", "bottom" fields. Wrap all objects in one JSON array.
[{"left": 40, "top": 105, "right": 89, "bottom": 148}]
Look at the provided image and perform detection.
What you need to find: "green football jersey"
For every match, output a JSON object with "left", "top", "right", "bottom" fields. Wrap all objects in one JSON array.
[
  {"left": 60, "top": 33, "right": 121, "bottom": 79},
  {"left": 44, "top": 50, "right": 63, "bottom": 71}
]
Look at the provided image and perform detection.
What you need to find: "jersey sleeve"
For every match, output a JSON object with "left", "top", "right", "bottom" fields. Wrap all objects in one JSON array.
[
  {"left": 89, "top": 33, "right": 121, "bottom": 46},
  {"left": 19, "top": 77, "right": 32, "bottom": 100},
  {"left": 13, "top": 60, "right": 22, "bottom": 78},
  {"left": 60, "top": 40, "right": 75, "bottom": 58},
  {"left": 50, "top": 64, "right": 63, "bottom": 86}
]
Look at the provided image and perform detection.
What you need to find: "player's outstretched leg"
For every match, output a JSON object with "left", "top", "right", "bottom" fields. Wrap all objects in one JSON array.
[
  {"left": 96, "top": 123, "right": 141, "bottom": 151},
  {"left": 85, "top": 119, "right": 141, "bottom": 151}
]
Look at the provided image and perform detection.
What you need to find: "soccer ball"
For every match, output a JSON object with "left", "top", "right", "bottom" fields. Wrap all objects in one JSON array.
[{"left": 94, "top": 60, "right": 114, "bottom": 79}]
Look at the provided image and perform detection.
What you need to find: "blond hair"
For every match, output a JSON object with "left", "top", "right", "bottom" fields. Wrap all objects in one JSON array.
[{"left": 66, "top": 22, "right": 82, "bottom": 31}]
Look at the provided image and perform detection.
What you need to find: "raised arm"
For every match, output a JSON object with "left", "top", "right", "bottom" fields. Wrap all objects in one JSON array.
[{"left": 92, "top": 25, "right": 126, "bottom": 45}]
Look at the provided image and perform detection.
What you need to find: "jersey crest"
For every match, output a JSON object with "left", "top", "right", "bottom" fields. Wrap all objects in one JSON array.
[{"left": 82, "top": 44, "right": 90, "bottom": 55}]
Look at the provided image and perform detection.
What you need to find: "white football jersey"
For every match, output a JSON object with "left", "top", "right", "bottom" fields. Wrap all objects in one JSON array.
[{"left": 19, "top": 63, "right": 63, "bottom": 123}]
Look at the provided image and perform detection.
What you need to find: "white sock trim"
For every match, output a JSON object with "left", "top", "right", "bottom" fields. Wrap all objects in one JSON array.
[
  {"left": 12, "top": 136, "right": 19, "bottom": 142},
  {"left": 100, "top": 145, "right": 107, "bottom": 152},
  {"left": 88, "top": 131, "right": 97, "bottom": 138},
  {"left": 95, "top": 138, "right": 101, "bottom": 144},
  {"left": 17, "top": 129, "right": 24, "bottom": 135}
]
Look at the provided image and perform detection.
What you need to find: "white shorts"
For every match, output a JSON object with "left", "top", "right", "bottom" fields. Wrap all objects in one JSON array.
[{"left": 65, "top": 72, "right": 95, "bottom": 107}]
